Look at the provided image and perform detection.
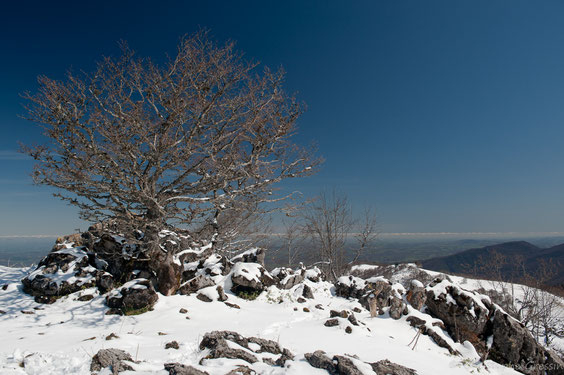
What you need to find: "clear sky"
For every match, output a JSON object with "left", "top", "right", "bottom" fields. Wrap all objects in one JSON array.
[{"left": 1, "top": 0, "right": 564, "bottom": 236}]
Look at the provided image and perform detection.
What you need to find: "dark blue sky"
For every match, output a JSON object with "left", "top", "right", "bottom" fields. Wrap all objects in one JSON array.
[{"left": 1, "top": 0, "right": 564, "bottom": 236}]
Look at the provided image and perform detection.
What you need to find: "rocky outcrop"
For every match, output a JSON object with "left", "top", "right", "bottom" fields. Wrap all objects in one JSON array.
[
  {"left": 199, "top": 331, "right": 294, "bottom": 366},
  {"left": 488, "top": 309, "right": 564, "bottom": 375},
  {"left": 425, "top": 278, "right": 490, "bottom": 350},
  {"left": 90, "top": 348, "right": 134, "bottom": 375},
  {"left": 425, "top": 278, "right": 564, "bottom": 375},
  {"left": 106, "top": 279, "right": 158, "bottom": 315}
]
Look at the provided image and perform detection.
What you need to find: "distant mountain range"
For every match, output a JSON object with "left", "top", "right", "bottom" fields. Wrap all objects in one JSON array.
[{"left": 420, "top": 240, "right": 564, "bottom": 287}]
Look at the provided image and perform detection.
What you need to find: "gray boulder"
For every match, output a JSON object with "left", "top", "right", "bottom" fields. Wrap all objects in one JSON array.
[
  {"left": 106, "top": 278, "right": 158, "bottom": 315},
  {"left": 178, "top": 275, "right": 215, "bottom": 295},
  {"left": 90, "top": 348, "right": 134, "bottom": 375},
  {"left": 370, "top": 359, "right": 417, "bottom": 375},
  {"left": 164, "top": 363, "right": 210, "bottom": 375}
]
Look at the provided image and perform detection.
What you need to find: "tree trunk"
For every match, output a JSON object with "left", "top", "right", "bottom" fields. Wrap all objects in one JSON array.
[{"left": 144, "top": 221, "right": 182, "bottom": 296}]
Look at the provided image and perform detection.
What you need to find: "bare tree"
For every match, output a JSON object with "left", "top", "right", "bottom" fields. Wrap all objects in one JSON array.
[
  {"left": 281, "top": 217, "right": 306, "bottom": 268},
  {"left": 22, "top": 31, "right": 320, "bottom": 294},
  {"left": 301, "top": 191, "right": 377, "bottom": 280}
]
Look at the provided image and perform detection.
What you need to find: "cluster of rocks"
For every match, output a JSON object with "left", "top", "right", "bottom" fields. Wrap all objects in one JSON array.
[
  {"left": 305, "top": 350, "right": 417, "bottom": 375},
  {"left": 335, "top": 269, "right": 564, "bottom": 375},
  {"left": 334, "top": 275, "right": 408, "bottom": 319},
  {"left": 91, "top": 331, "right": 417, "bottom": 375},
  {"left": 424, "top": 278, "right": 564, "bottom": 375},
  {"left": 199, "top": 330, "right": 294, "bottom": 366},
  {"left": 20, "top": 226, "right": 324, "bottom": 316}
]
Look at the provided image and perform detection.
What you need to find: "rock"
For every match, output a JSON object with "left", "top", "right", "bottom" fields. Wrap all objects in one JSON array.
[
  {"left": 21, "top": 247, "right": 97, "bottom": 302},
  {"left": 388, "top": 296, "right": 406, "bottom": 320},
  {"left": 304, "top": 350, "right": 338, "bottom": 375},
  {"left": 275, "top": 349, "right": 294, "bottom": 367},
  {"left": 90, "top": 348, "right": 134, "bottom": 375},
  {"left": 423, "top": 277, "right": 564, "bottom": 371},
  {"left": 297, "top": 297, "right": 306, "bottom": 303},
  {"left": 303, "top": 307, "right": 310, "bottom": 312},
  {"left": 347, "top": 314, "right": 359, "bottom": 326},
  {"left": 196, "top": 293, "right": 213, "bottom": 302},
  {"left": 315, "top": 304, "right": 324, "bottom": 310},
  {"left": 370, "top": 359, "right": 417, "bottom": 375},
  {"left": 216, "top": 286, "right": 228, "bottom": 302},
  {"left": 231, "top": 248, "right": 266, "bottom": 267},
  {"left": 324, "top": 318, "right": 339, "bottom": 327},
  {"left": 352, "top": 307, "right": 362, "bottom": 313},
  {"left": 333, "top": 355, "right": 365, "bottom": 375},
  {"left": 199, "top": 331, "right": 293, "bottom": 367},
  {"left": 271, "top": 267, "right": 307, "bottom": 289},
  {"left": 106, "top": 279, "right": 158, "bottom": 315},
  {"left": 405, "top": 315, "right": 459, "bottom": 355},
  {"left": 330, "top": 310, "right": 349, "bottom": 318},
  {"left": 225, "top": 366, "right": 256, "bottom": 375},
  {"left": 199, "top": 331, "right": 257, "bottom": 364},
  {"left": 165, "top": 341, "right": 180, "bottom": 350},
  {"left": 406, "top": 316, "right": 426, "bottom": 328},
  {"left": 179, "top": 308, "right": 188, "bottom": 314},
  {"left": 96, "top": 272, "right": 115, "bottom": 294},
  {"left": 105, "top": 333, "right": 119, "bottom": 340},
  {"left": 164, "top": 363, "right": 209, "bottom": 375},
  {"left": 345, "top": 326, "right": 353, "bottom": 334},
  {"left": 302, "top": 284, "right": 314, "bottom": 299},
  {"left": 406, "top": 280, "right": 426, "bottom": 310},
  {"left": 21, "top": 310, "right": 34, "bottom": 315},
  {"left": 178, "top": 275, "right": 215, "bottom": 295},
  {"left": 224, "top": 301, "right": 241, "bottom": 309},
  {"left": 77, "top": 294, "right": 94, "bottom": 301},
  {"left": 105, "top": 308, "right": 124, "bottom": 316},
  {"left": 230, "top": 263, "right": 275, "bottom": 295},
  {"left": 488, "top": 309, "right": 564, "bottom": 375},
  {"left": 425, "top": 279, "right": 489, "bottom": 350},
  {"left": 283, "top": 274, "right": 305, "bottom": 290},
  {"left": 334, "top": 276, "right": 402, "bottom": 316}
]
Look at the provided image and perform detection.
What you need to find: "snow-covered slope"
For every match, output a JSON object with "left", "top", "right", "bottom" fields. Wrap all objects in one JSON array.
[{"left": 0, "top": 265, "right": 528, "bottom": 375}]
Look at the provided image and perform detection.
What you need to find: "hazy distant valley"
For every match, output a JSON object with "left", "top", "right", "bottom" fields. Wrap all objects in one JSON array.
[{"left": 3, "top": 234, "right": 564, "bottom": 270}]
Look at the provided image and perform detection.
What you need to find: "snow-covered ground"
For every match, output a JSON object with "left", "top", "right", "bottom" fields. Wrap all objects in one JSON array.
[{"left": 0, "top": 264, "right": 548, "bottom": 375}]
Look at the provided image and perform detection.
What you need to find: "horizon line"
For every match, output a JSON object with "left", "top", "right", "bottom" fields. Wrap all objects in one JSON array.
[{"left": 2, "top": 231, "right": 564, "bottom": 239}]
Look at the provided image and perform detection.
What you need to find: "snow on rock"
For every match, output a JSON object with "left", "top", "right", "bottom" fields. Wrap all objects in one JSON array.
[
  {"left": 106, "top": 278, "right": 158, "bottom": 315},
  {"left": 230, "top": 262, "right": 276, "bottom": 294},
  {"left": 21, "top": 246, "right": 98, "bottom": 304},
  {"left": 230, "top": 248, "right": 266, "bottom": 266}
]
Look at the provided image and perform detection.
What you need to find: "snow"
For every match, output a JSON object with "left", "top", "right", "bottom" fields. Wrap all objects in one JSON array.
[
  {"left": 231, "top": 262, "right": 264, "bottom": 283},
  {"left": 411, "top": 279, "right": 424, "bottom": 288},
  {"left": 350, "top": 264, "right": 380, "bottom": 272},
  {"left": 0, "top": 265, "right": 531, "bottom": 375}
]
